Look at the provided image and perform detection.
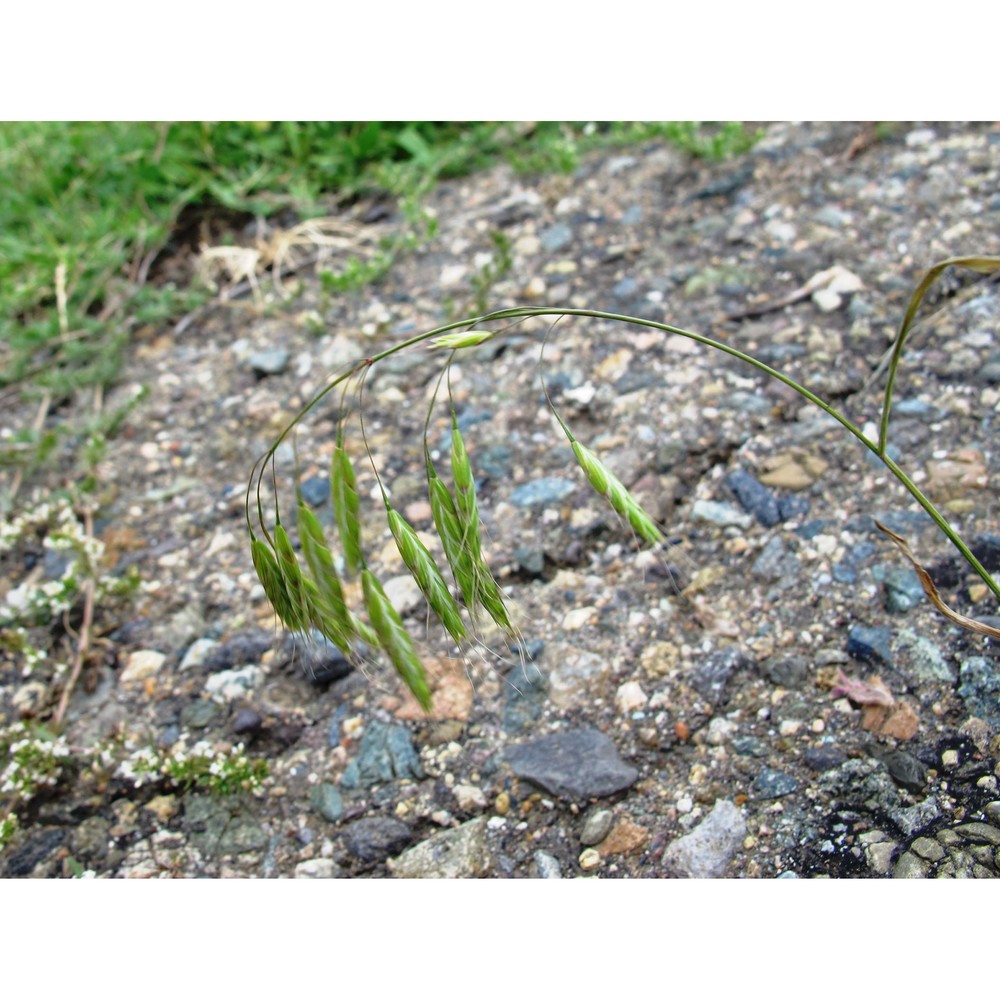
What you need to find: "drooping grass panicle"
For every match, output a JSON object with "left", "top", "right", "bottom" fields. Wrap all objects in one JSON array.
[
  {"left": 361, "top": 568, "right": 432, "bottom": 710},
  {"left": 386, "top": 506, "right": 467, "bottom": 645},
  {"left": 331, "top": 428, "right": 363, "bottom": 575}
]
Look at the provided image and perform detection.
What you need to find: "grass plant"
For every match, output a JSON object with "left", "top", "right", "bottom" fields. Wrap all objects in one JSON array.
[{"left": 247, "top": 255, "right": 1000, "bottom": 709}]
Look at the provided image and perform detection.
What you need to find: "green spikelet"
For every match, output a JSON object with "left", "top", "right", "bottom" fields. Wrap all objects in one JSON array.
[
  {"left": 386, "top": 505, "right": 467, "bottom": 644},
  {"left": 331, "top": 435, "right": 362, "bottom": 574},
  {"left": 361, "top": 568, "right": 432, "bottom": 710}
]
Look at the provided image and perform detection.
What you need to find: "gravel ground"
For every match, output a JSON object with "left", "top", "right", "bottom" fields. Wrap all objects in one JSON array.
[{"left": 3, "top": 121, "right": 1000, "bottom": 878}]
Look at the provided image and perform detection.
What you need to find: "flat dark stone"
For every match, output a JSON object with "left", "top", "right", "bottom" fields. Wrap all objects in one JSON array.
[
  {"left": 504, "top": 728, "right": 638, "bottom": 800},
  {"left": 847, "top": 625, "right": 894, "bottom": 667},
  {"left": 690, "top": 647, "right": 754, "bottom": 707},
  {"left": 342, "top": 817, "right": 413, "bottom": 862},
  {"left": 752, "top": 767, "right": 799, "bottom": 799},
  {"left": 4, "top": 827, "right": 65, "bottom": 877},
  {"left": 726, "top": 469, "right": 780, "bottom": 527},
  {"left": 881, "top": 749, "right": 928, "bottom": 794}
]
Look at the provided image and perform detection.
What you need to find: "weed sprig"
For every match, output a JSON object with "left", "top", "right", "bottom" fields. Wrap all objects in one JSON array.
[{"left": 247, "top": 255, "right": 1000, "bottom": 708}]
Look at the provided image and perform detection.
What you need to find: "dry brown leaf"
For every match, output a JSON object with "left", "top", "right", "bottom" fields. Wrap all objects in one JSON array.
[{"left": 875, "top": 521, "right": 1000, "bottom": 640}]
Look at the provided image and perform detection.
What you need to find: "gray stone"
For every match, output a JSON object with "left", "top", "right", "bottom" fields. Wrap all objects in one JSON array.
[
  {"left": 179, "top": 638, "right": 218, "bottom": 671},
  {"left": 762, "top": 655, "right": 811, "bottom": 689},
  {"left": 690, "top": 647, "right": 753, "bottom": 707},
  {"left": 726, "top": 469, "right": 781, "bottom": 527},
  {"left": 388, "top": 816, "right": 491, "bottom": 878},
  {"left": 249, "top": 349, "right": 290, "bottom": 376},
  {"left": 180, "top": 699, "right": 219, "bottom": 729},
  {"left": 958, "top": 657, "right": 1000, "bottom": 727},
  {"left": 514, "top": 545, "right": 546, "bottom": 577},
  {"left": 882, "top": 750, "right": 928, "bottom": 794},
  {"left": 533, "top": 851, "right": 563, "bottom": 878},
  {"left": 883, "top": 567, "right": 925, "bottom": 613},
  {"left": 340, "top": 720, "right": 424, "bottom": 789},
  {"left": 504, "top": 728, "right": 639, "bottom": 800},
  {"left": 298, "top": 475, "right": 329, "bottom": 507},
  {"left": 540, "top": 222, "right": 573, "bottom": 253},
  {"left": 910, "top": 837, "right": 946, "bottom": 862},
  {"left": 752, "top": 536, "right": 800, "bottom": 583},
  {"left": 893, "top": 851, "right": 928, "bottom": 878},
  {"left": 752, "top": 768, "right": 799, "bottom": 799},
  {"left": 887, "top": 798, "right": 942, "bottom": 838},
  {"left": 205, "top": 664, "right": 263, "bottom": 703},
  {"left": 954, "top": 822, "right": 1000, "bottom": 846},
  {"left": 691, "top": 499, "right": 752, "bottom": 528},
  {"left": 894, "top": 630, "right": 955, "bottom": 684},
  {"left": 580, "top": 808, "right": 615, "bottom": 846},
  {"left": 295, "top": 858, "right": 344, "bottom": 878},
  {"left": 846, "top": 625, "right": 894, "bottom": 667},
  {"left": 510, "top": 477, "right": 576, "bottom": 508},
  {"left": 184, "top": 794, "right": 267, "bottom": 857},
  {"left": 310, "top": 783, "right": 345, "bottom": 823},
  {"left": 663, "top": 799, "right": 746, "bottom": 878},
  {"left": 343, "top": 817, "right": 413, "bottom": 863}
]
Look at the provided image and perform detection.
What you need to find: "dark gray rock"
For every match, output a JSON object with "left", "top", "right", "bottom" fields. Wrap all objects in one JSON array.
[
  {"left": 342, "top": 817, "right": 413, "bottom": 863},
  {"left": 881, "top": 750, "right": 928, "bottom": 793},
  {"left": 184, "top": 795, "right": 267, "bottom": 857},
  {"left": 761, "top": 655, "right": 811, "bottom": 689},
  {"left": 203, "top": 629, "right": 273, "bottom": 672},
  {"left": 3, "top": 827, "right": 65, "bottom": 876},
  {"left": 803, "top": 745, "right": 847, "bottom": 771},
  {"left": 778, "top": 494, "right": 811, "bottom": 521},
  {"left": 232, "top": 707, "right": 263, "bottom": 735},
  {"left": 503, "top": 661, "right": 548, "bottom": 734},
  {"left": 958, "top": 657, "right": 1000, "bottom": 727},
  {"left": 296, "top": 631, "right": 354, "bottom": 686},
  {"left": 690, "top": 647, "right": 754, "bottom": 707},
  {"left": 504, "top": 728, "right": 638, "bottom": 800},
  {"left": 298, "top": 475, "right": 329, "bottom": 507},
  {"left": 752, "top": 536, "right": 799, "bottom": 583},
  {"left": 514, "top": 545, "right": 546, "bottom": 577},
  {"left": 340, "top": 720, "right": 424, "bottom": 790},
  {"left": 752, "top": 768, "right": 799, "bottom": 799},
  {"left": 726, "top": 469, "right": 780, "bottom": 527},
  {"left": 847, "top": 625, "right": 894, "bottom": 667},
  {"left": 180, "top": 699, "right": 219, "bottom": 730}
]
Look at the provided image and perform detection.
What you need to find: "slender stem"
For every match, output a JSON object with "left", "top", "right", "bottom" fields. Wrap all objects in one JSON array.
[{"left": 248, "top": 303, "right": 999, "bottom": 604}]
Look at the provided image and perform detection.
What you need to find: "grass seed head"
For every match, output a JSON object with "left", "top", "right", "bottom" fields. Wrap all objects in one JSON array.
[
  {"left": 571, "top": 440, "right": 665, "bottom": 545},
  {"left": 387, "top": 507, "right": 467, "bottom": 644},
  {"left": 298, "top": 503, "right": 352, "bottom": 638},
  {"left": 431, "top": 329, "right": 496, "bottom": 350},
  {"left": 361, "top": 568, "right": 432, "bottom": 710},
  {"left": 428, "top": 468, "right": 479, "bottom": 609},
  {"left": 331, "top": 442, "right": 362, "bottom": 574}
]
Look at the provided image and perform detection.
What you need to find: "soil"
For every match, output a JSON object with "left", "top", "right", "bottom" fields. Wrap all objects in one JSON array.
[{"left": 3, "top": 121, "right": 999, "bottom": 878}]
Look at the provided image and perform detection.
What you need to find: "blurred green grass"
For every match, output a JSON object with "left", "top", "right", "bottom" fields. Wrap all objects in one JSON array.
[{"left": 0, "top": 121, "right": 758, "bottom": 492}]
